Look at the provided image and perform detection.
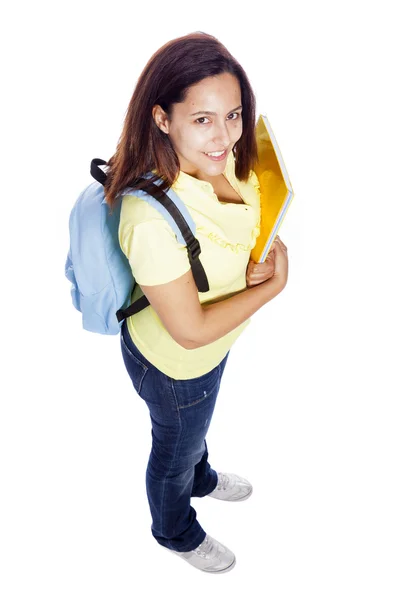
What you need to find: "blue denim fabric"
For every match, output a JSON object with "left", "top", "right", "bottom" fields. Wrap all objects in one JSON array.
[{"left": 120, "top": 319, "right": 229, "bottom": 552}]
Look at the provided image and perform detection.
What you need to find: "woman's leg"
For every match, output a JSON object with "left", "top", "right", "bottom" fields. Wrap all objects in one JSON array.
[
  {"left": 145, "top": 410, "right": 215, "bottom": 551},
  {"left": 190, "top": 439, "right": 216, "bottom": 497},
  {"left": 190, "top": 351, "right": 230, "bottom": 498},
  {"left": 120, "top": 321, "right": 227, "bottom": 552}
]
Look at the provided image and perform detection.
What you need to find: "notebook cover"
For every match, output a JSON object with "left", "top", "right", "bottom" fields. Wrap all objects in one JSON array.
[{"left": 250, "top": 114, "right": 294, "bottom": 263}]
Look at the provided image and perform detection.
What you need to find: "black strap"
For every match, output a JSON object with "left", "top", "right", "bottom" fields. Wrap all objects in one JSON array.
[
  {"left": 91, "top": 158, "right": 108, "bottom": 185},
  {"left": 116, "top": 294, "right": 150, "bottom": 321},
  {"left": 91, "top": 159, "right": 210, "bottom": 322}
]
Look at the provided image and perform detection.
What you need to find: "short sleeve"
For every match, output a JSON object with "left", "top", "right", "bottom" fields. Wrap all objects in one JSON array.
[{"left": 119, "top": 218, "right": 191, "bottom": 286}]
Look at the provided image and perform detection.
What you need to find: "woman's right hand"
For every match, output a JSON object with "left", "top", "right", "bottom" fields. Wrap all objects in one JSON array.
[{"left": 269, "top": 235, "right": 289, "bottom": 289}]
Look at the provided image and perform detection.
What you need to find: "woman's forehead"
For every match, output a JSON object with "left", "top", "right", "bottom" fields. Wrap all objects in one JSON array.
[{"left": 179, "top": 75, "right": 241, "bottom": 113}]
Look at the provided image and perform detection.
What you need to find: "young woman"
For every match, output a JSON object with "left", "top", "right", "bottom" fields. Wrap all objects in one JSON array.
[{"left": 104, "top": 32, "right": 289, "bottom": 574}]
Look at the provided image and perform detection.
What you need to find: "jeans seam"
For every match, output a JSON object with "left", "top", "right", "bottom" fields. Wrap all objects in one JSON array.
[
  {"left": 169, "top": 378, "right": 182, "bottom": 421},
  {"left": 159, "top": 380, "right": 183, "bottom": 540},
  {"left": 120, "top": 329, "right": 149, "bottom": 371},
  {"left": 120, "top": 335, "right": 148, "bottom": 395}
]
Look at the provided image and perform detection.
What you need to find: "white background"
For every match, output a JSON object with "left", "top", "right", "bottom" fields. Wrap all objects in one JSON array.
[{"left": 1, "top": 0, "right": 399, "bottom": 598}]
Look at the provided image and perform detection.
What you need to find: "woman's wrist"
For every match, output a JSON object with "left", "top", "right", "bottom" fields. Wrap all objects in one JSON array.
[{"left": 259, "top": 276, "right": 285, "bottom": 296}]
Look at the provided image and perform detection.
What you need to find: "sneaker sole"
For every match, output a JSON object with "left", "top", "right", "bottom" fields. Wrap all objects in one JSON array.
[
  {"left": 177, "top": 554, "right": 237, "bottom": 574},
  {"left": 165, "top": 546, "right": 237, "bottom": 574},
  {"left": 208, "top": 487, "right": 253, "bottom": 502},
  {"left": 204, "top": 556, "right": 236, "bottom": 574}
]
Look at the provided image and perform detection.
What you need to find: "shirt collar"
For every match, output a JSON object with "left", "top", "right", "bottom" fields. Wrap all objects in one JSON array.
[{"left": 119, "top": 149, "right": 238, "bottom": 205}]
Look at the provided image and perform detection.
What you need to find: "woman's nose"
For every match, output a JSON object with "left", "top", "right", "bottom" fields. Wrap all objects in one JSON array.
[{"left": 213, "top": 121, "right": 230, "bottom": 147}]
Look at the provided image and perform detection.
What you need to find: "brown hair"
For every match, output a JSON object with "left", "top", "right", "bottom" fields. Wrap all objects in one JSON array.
[{"left": 104, "top": 31, "right": 258, "bottom": 211}]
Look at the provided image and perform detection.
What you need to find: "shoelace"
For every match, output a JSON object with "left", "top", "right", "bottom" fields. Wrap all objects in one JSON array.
[
  {"left": 216, "top": 472, "right": 230, "bottom": 491},
  {"left": 193, "top": 535, "right": 218, "bottom": 559}
]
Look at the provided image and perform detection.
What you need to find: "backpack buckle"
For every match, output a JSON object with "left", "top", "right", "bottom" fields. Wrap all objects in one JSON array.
[{"left": 187, "top": 237, "right": 201, "bottom": 261}]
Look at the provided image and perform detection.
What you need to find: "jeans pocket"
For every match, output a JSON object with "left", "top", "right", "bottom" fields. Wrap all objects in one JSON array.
[
  {"left": 171, "top": 364, "right": 221, "bottom": 410},
  {"left": 120, "top": 330, "right": 149, "bottom": 396}
]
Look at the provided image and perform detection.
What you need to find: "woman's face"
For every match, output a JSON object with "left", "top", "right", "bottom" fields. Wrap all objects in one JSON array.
[{"left": 153, "top": 72, "right": 243, "bottom": 180}]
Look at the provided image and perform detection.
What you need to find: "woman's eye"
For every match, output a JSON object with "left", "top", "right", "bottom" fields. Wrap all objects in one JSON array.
[
  {"left": 195, "top": 113, "right": 241, "bottom": 125},
  {"left": 196, "top": 117, "right": 210, "bottom": 125}
]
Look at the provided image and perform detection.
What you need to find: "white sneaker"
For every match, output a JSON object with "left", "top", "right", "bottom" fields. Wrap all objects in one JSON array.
[
  {"left": 207, "top": 472, "right": 253, "bottom": 502},
  {"left": 170, "top": 534, "right": 236, "bottom": 573}
]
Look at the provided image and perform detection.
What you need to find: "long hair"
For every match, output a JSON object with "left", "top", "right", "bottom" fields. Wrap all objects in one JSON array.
[{"left": 104, "top": 32, "right": 258, "bottom": 211}]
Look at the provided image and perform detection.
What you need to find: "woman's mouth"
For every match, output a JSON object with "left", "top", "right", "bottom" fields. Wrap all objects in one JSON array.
[{"left": 203, "top": 149, "right": 228, "bottom": 162}]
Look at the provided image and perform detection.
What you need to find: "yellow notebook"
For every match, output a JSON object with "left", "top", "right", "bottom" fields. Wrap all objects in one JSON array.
[{"left": 250, "top": 114, "right": 295, "bottom": 263}]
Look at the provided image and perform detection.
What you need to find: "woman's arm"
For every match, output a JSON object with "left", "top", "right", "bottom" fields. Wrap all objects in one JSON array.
[
  {"left": 139, "top": 268, "right": 284, "bottom": 350},
  {"left": 193, "top": 278, "right": 282, "bottom": 349}
]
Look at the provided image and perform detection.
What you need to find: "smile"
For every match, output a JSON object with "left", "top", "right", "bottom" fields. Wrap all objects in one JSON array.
[{"left": 203, "top": 149, "right": 228, "bottom": 161}]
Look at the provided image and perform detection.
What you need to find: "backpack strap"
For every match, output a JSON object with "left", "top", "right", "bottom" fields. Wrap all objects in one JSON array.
[
  {"left": 90, "top": 160, "right": 209, "bottom": 322},
  {"left": 90, "top": 158, "right": 108, "bottom": 185}
]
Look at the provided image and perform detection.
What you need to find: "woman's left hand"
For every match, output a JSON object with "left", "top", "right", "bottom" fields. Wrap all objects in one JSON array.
[{"left": 246, "top": 248, "right": 276, "bottom": 288}]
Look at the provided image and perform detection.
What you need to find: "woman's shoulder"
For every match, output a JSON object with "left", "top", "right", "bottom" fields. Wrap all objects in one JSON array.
[{"left": 120, "top": 192, "right": 166, "bottom": 226}]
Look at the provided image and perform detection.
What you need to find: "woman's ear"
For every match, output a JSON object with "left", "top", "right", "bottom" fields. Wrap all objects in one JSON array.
[{"left": 152, "top": 105, "right": 170, "bottom": 134}]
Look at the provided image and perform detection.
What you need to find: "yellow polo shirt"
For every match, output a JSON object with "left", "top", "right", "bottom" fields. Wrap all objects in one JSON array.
[{"left": 118, "top": 150, "right": 261, "bottom": 380}]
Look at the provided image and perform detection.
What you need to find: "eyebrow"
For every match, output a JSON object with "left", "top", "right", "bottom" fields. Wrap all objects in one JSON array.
[{"left": 189, "top": 105, "right": 243, "bottom": 117}]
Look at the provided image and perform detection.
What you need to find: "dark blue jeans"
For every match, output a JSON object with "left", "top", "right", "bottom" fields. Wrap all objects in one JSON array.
[{"left": 120, "top": 320, "right": 230, "bottom": 552}]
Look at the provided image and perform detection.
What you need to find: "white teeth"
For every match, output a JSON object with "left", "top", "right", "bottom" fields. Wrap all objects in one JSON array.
[{"left": 205, "top": 150, "right": 225, "bottom": 157}]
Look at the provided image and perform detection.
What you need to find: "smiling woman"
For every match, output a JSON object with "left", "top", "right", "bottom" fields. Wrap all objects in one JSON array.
[
  {"left": 102, "top": 31, "right": 289, "bottom": 574},
  {"left": 104, "top": 33, "right": 258, "bottom": 208},
  {"left": 152, "top": 72, "right": 243, "bottom": 181}
]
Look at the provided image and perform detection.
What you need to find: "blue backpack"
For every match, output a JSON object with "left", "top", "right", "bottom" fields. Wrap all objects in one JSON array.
[{"left": 65, "top": 159, "right": 209, "bottom": 334}]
